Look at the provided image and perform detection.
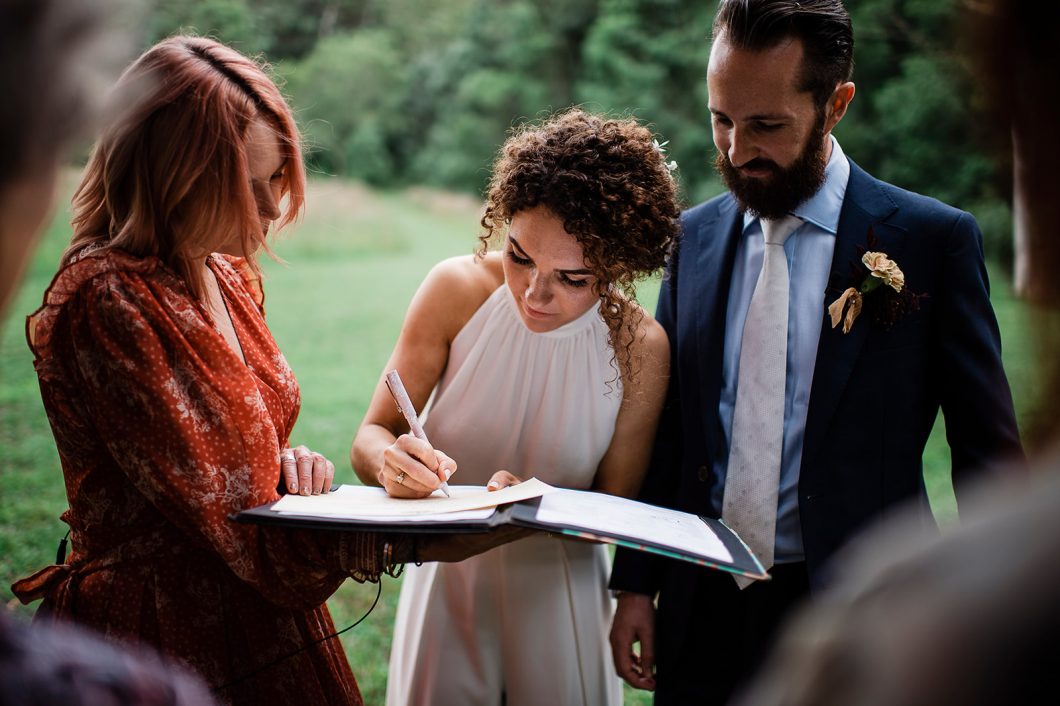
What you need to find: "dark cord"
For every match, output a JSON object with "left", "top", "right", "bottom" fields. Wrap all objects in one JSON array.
[
  {"left": 213, "top": 579, "right": 384, "bottom": 695},
  {"left": 56, "top": 529, "right": 71, "bottom": 564}
]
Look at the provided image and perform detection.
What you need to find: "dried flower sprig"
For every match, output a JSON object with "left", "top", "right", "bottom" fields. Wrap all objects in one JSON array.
[{"left": 827, "top": 228, "right": 926, "bottom": 333}]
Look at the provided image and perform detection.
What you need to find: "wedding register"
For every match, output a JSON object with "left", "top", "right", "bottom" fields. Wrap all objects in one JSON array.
[{"left": 234, "top": 478, "right": 767, "bottom": 580}]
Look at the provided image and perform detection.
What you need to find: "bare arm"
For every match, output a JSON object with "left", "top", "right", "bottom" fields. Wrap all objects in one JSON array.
[
  {"left": 594, "top": 310, "right": 668, "bottom": 690},
  {"left": 592, "top": 311, "right": 671, "bottom": 498},
  {"left": 351, "top": 255, "right": 501, "bottom": 496}
]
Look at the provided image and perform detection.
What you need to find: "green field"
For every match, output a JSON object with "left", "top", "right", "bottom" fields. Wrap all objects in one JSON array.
[{"left": 0, "top": 175, "right": 1037, "bottom": 704}]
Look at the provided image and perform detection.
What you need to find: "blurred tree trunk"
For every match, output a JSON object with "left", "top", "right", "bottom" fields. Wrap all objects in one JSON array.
[{"left": 1012, "top": 138, "right": 1030, "bottom": 297}]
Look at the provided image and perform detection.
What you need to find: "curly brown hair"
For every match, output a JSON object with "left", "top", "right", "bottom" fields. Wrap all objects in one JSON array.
[{"left": 479, "top": 109, "right": 682, "bottom": 382}]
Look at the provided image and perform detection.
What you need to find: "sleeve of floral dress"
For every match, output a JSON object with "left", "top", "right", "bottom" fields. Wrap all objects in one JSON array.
[{"left": 63, "top": 271, "right": 408, "bottom": 608}]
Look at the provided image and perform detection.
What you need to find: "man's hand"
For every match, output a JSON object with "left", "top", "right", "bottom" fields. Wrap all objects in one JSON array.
[{"left": 610, "top": 591, "right": 657, "bottom": 691}]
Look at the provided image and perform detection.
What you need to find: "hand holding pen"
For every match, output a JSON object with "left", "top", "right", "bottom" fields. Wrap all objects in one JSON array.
[{"left": 380, "top": 369, "right": 455, "bottom": 498}]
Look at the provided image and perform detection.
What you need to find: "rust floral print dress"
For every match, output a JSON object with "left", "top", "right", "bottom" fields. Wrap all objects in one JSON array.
[{"left": 13, "top": 247, "right": 394, "bottom": 705}]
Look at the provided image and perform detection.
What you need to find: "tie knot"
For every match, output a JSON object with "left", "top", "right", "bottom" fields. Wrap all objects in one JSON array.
[{"left": 761, "top": 215, "right": 802, "bottom": 246}]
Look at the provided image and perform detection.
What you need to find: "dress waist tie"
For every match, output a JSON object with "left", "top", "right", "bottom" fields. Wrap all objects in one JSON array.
[{"left": 11, "top": 527, "right": 182, "bottom": 611}]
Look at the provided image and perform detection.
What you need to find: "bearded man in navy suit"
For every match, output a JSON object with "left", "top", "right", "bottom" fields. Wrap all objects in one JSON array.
[{"left": 608, "top": 1, "right": 1024, "bottom": 704}]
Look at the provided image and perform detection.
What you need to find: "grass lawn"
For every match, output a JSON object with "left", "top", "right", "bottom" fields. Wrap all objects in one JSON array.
[{"left": 0, "top": 174, "right": 1037, "bottom": 704}]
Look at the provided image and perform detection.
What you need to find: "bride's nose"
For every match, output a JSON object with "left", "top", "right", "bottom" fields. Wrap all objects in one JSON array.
[{"left": 525, "top": 270, "right": 551, "bottom": 306}]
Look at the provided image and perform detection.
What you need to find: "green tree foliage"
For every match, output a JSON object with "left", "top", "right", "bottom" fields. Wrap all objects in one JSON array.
[
  {"left": 283, "top": 30, "right": 408, "bottom": 184},
  {"left": 840, "top": 0, "right": 1012, "bottom": 263},
  {"left": 146, "top": 0, "right": 371, "bottom": 59},
  {"left": 406, "top": 1, "right": 582, "bottom": 191},
  {"left": 147, "top": 0, "right": 259, "bottom": 49},
  {"left": 144, "top": 0, "right": 1012, "bottom": 263},
  {"left": 576, "top": 0, "right": 719, "bottom": 203}
]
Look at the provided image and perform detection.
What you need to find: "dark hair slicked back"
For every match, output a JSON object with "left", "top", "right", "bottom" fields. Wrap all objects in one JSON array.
[{"left": 713, "top": 0, "right": 854, "bottom": 107}]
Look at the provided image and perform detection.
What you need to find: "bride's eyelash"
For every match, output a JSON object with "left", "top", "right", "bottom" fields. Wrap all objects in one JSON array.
[
  {"left": 506, "top": 249, "right": 532, "bottom": 266},
  {"left": 560, "top": 275, "right": 589, "bottom": 288}
]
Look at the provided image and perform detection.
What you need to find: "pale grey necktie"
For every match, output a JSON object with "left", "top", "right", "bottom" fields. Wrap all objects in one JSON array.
[{"left": 723, "top": 214, "right": 802, "bottom": 589}]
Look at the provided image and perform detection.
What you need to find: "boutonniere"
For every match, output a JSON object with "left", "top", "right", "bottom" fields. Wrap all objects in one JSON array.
[{"left": 827, "top": 227, "right": 927, "bottom": 334}]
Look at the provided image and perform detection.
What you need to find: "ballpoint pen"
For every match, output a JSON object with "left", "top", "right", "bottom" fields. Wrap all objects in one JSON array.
[{"left": 384, "top": 369, "right": 452, "bottom": 498}]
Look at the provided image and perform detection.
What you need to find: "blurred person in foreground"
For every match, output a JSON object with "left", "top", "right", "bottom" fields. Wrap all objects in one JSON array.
[
  {"left": 10, "top": 35, "right": 527, "bottom": 706},
  {"left": 0, "top": 0, "right": 109, "bottom": 315},
  {"left": 1, "top": 1, "right": 215, "bottom": 704},
  {"left": 352, "top": 109, "right": 678, "bottom": 706},
  {"left": 731, "top": 1, "right": 1060, "bottom": 704},
  {"left": 0, "top": 615, "right": 213, "bottom": 706},
  {"left": 607, "top": 1, "right": 1025, "bottom": 703}
]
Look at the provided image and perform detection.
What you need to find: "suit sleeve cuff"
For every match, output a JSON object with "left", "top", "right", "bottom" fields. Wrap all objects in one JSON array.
[{"left": 609, "top": 546, "right": 663, "bottom": 596}]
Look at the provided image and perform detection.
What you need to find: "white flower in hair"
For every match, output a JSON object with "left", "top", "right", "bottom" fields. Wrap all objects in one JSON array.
[{"left": 653, "top": 139, "right": 678, "bottom": 174}]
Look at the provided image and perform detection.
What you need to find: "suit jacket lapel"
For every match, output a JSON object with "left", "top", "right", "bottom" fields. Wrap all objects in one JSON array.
[
  {"left": 691, "top": 196, "right": 743, "bottom": 464},
  {"left": 802, "top": 160, "right": 902, "bottom": 469}
]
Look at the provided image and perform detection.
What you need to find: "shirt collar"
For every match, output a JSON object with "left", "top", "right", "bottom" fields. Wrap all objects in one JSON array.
[{"left": 741, "top": 135, "right": 850, "bottom": 235}]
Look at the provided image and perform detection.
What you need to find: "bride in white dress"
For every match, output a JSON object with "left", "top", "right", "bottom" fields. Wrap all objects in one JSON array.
[{"left": 351, "top": 109, "right": 681, "bottom": 706}]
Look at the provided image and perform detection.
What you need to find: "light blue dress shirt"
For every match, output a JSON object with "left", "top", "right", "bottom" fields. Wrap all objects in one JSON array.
[{"left": 711, "top": 136, "right": 851, "bottom": 563}]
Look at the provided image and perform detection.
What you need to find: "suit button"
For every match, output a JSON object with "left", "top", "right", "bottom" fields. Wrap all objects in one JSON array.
[{"left": 697, "top": 465, "right": 709, "bottom": 482}]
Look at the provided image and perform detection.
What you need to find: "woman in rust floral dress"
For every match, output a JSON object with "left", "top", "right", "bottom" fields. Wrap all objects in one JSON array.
[{"left": 10, "top": 36, "right": 513, "bottom": 705}]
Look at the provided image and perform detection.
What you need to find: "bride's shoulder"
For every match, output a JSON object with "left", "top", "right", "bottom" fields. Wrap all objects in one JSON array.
[
  {"left": 409, "top": 254, "right": 504, "bottom": 337},
  {"left": 626, "top": 304, "right": 670, "bottom": 374},
  {"left": 633, "top": 308, "right": 669, "bottom": 355},
  {"left": 423, "top": 254, "right": 502, "bottom": 302}
]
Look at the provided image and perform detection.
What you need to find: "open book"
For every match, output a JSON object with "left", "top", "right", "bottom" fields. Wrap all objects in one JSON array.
[{"left": 234, "top": 479, "right": 767, "bottom": 581}]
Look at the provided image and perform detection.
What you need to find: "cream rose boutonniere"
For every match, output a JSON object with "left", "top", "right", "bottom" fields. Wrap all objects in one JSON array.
[
  {"left": 827, "top": 229, "right": 926, "bottom": 334},
  {"left": 862, "top": 251, "right": 905, "bottom": 291}
]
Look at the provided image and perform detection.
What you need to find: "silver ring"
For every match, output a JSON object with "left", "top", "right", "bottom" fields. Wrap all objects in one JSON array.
[
  {"left": 395, "top": 471, "right": 407, "bottom": 485},
  {"left": 281, "top": 451, "right": 295, "bottom": 463}
]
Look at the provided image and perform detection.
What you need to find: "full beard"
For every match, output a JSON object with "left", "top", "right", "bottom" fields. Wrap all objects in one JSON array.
[{"left": 714, "top": 115, "right": 829, "bottom": 220}]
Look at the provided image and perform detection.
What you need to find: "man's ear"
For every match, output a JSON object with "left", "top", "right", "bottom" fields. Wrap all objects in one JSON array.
[{"left": 824, "top": 82, "right": 856, "bottom": 132}]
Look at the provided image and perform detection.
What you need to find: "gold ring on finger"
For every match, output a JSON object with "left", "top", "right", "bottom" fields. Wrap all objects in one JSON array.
[{"left": 395, "top": 471, "right": 407, "bottom": 485}]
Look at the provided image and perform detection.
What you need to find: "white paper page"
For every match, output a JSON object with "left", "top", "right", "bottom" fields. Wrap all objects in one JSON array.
[
  {"left": 534, "top": 489, "right": 732, "bottom": 563},
  {"left": 271, "top": 478, "right": 555, "bottom": 518},
  {"left": 280, "top": 504, "right": 498, "bottom": 523}
]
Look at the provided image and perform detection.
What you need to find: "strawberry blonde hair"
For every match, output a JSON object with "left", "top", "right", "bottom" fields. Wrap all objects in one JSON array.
[{"left": 65, "top": 36, "right": 305, "bottom": 298}]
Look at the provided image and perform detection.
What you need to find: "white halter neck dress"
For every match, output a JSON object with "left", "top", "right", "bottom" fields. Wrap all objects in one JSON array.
[{"left": 385, "top": 284, "right": 623, "bottom": 706}]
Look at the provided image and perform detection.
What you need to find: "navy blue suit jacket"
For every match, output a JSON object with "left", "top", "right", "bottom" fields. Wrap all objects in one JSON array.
[{"left": 610, "top": 159, "right": 1023, "bottom": 600}]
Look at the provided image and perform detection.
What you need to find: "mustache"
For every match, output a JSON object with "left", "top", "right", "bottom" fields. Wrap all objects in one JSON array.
[{"left": 731, "top": 157, "right": 780, "bottom": 175}]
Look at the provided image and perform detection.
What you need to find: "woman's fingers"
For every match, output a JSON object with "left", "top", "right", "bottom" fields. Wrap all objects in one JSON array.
[
  {"left": 283, "top": 437, "right": 450, "bottom": 499},
  {"left": 294, "top": 445, "right": 313, "bottom": 495},
  {"left": 311, "top": 453, "right": 328, "bottom": 495},
  {"left": 434, "top": 450, "right": 457, "bottom": 483},
  {"left": 381, "top": 470, "right": 425, "bottom": 499},
  {"left": 381, "top": 434, "right": 452, "bottom": 498},
  {"left": 280, "top": 448, "right": 298, "bottom": 493},
  {"left": 282, "top": 445, "right": 336, "bottom": 495},
  {"left": 487, "top": 470, "right": 521, "bottom": 491},
  {"left": 323, "top": 457, "right": 335, "bottom": 494},
  {"left": 379, "top": 461, "right": 435, "bottom": 498}
]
